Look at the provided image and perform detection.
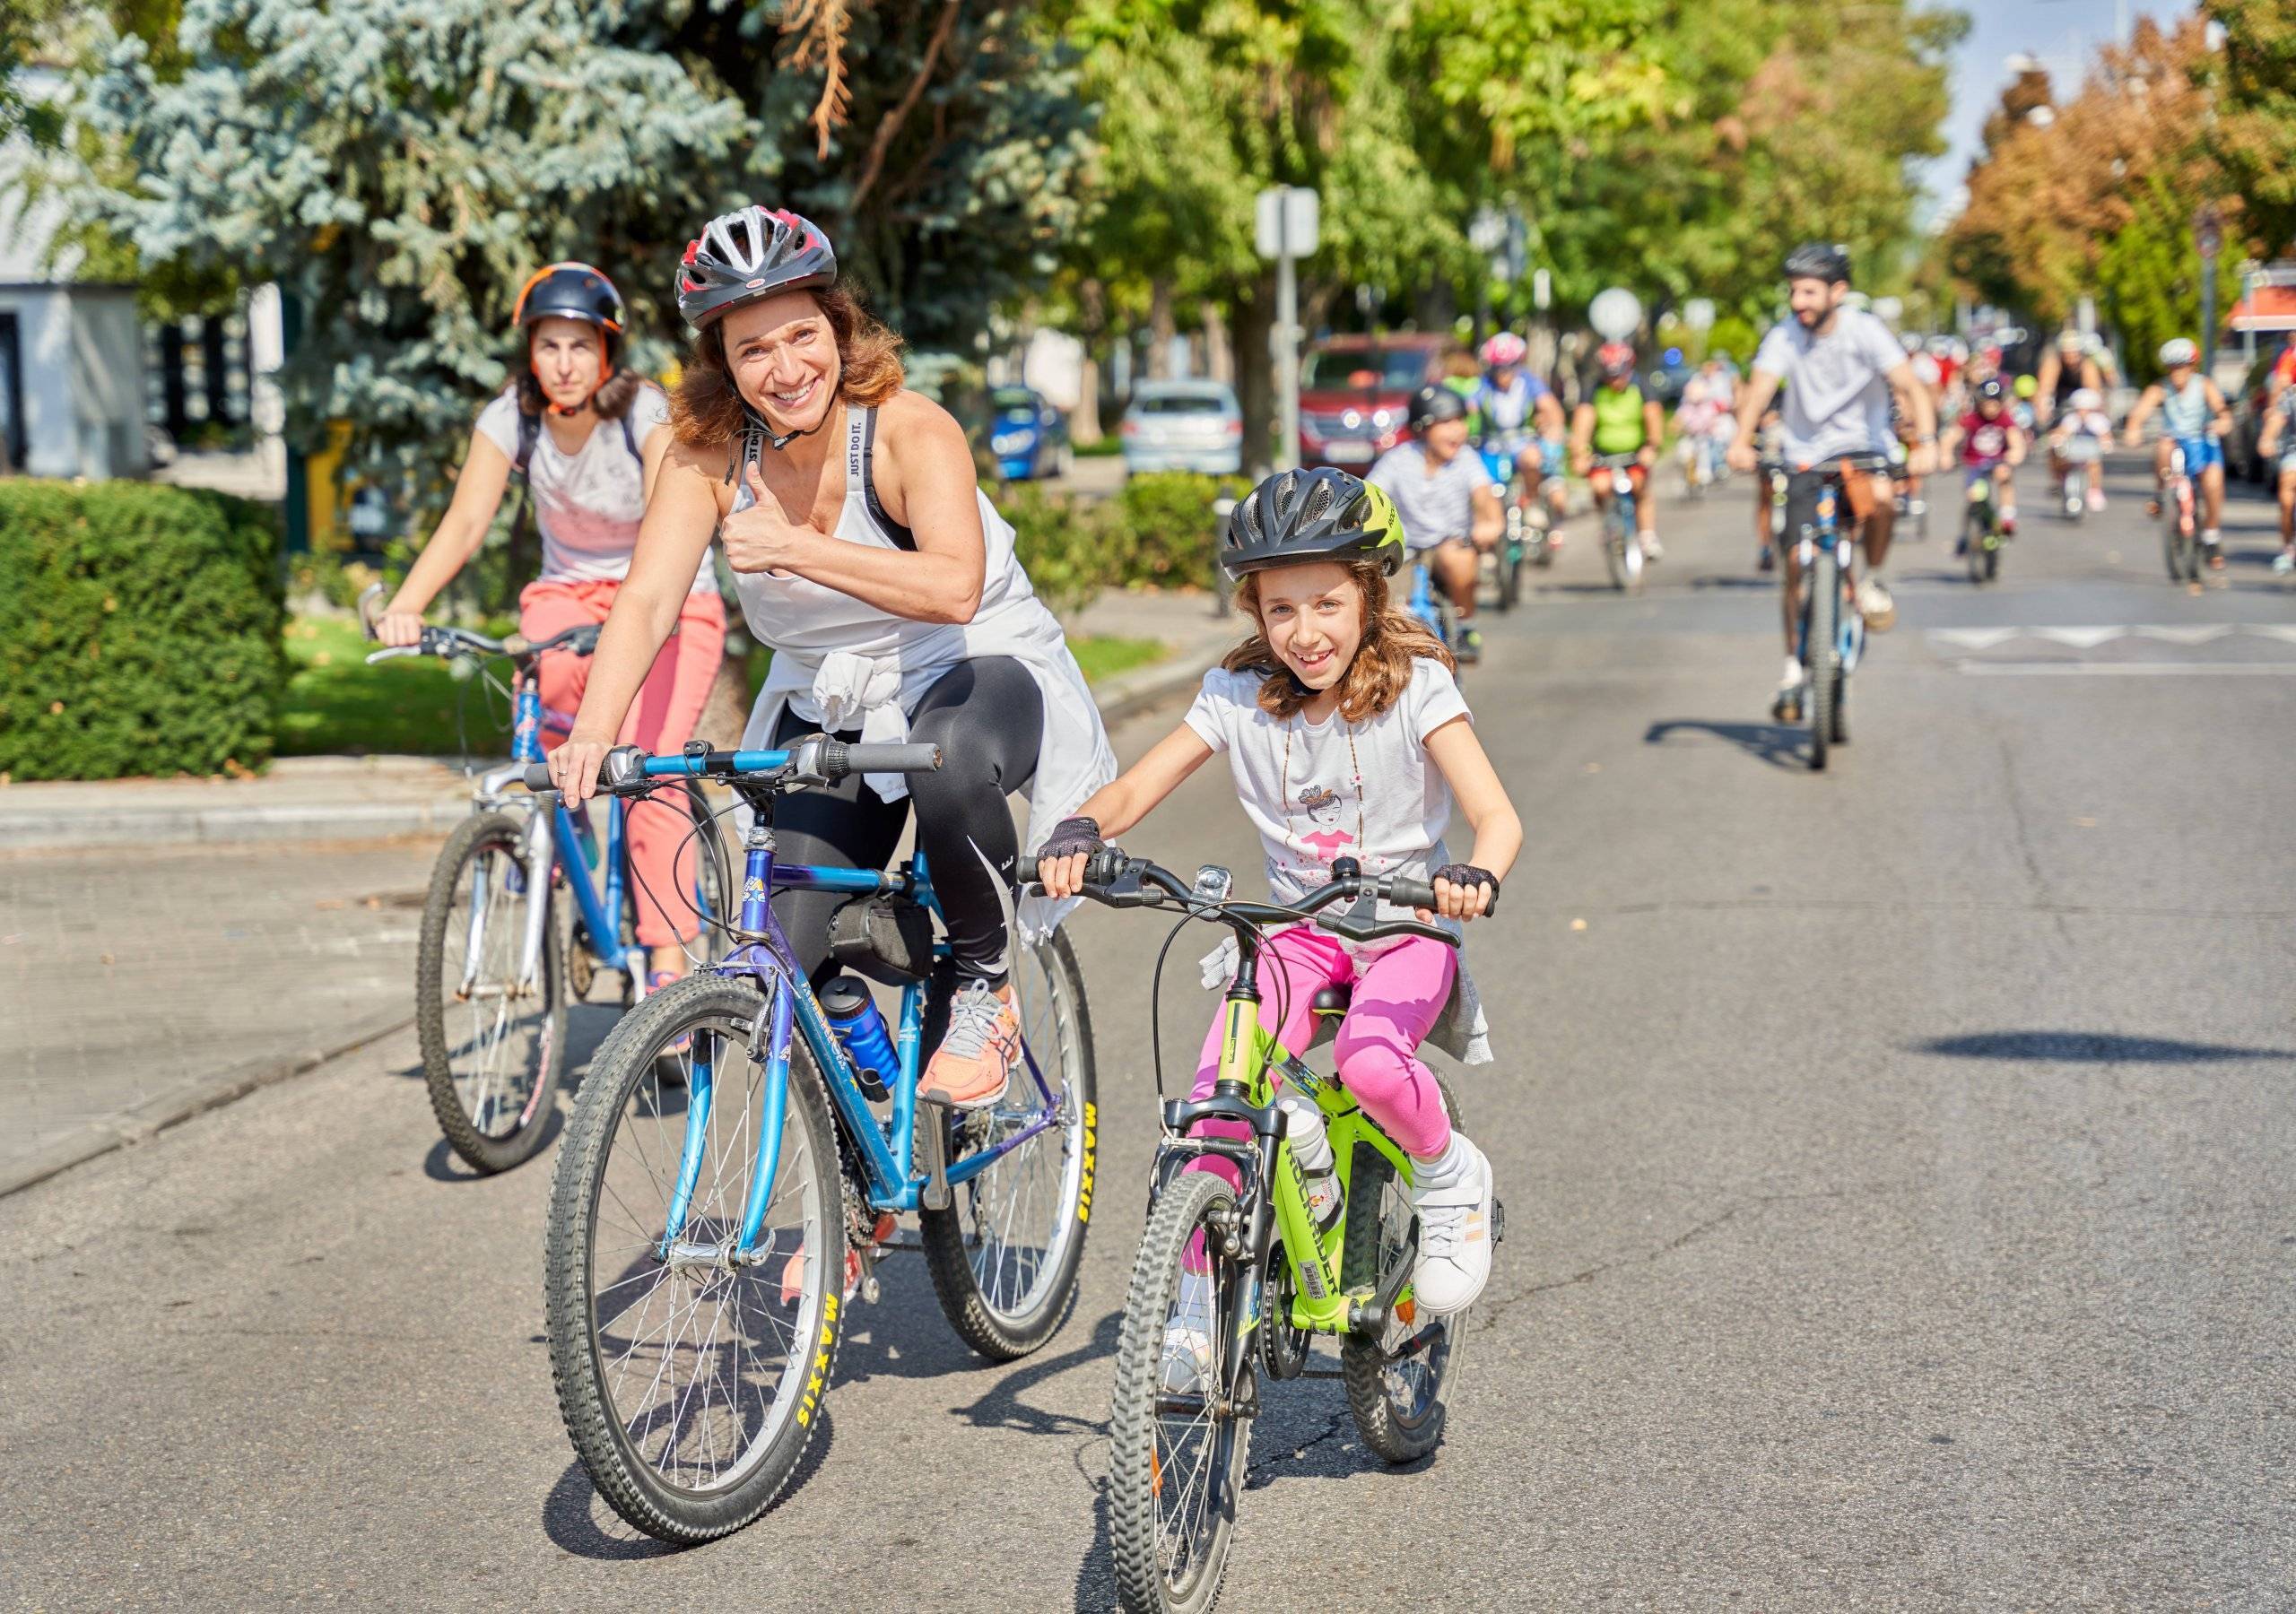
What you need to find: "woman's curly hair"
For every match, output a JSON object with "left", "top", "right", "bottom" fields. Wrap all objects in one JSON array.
[
  {"left": 670, "top": 281, "right": 904, "bottom": 448},
  {"left": 1221, "top": 553, "right": 1454, "bottom": 722}
]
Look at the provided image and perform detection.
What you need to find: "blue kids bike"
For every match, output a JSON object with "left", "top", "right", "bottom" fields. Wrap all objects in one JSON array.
[
  {"left": 535, "top": 738, "right": 1097, "bottom": 1544},
  {"left": 359, "top": 587, "right": 728, "bottom": 1175},
  {"left": 1773, "top": 454, "right": 1892, "bottom": 772}
]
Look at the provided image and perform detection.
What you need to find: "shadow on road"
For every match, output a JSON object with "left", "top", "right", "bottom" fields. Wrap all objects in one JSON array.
[
  {"left": 1915, "top": 1031, "right": 2296, "bottom": 1063},
  {"left": 1643, "top": 718, "right": 1807, "bottom": 771},
  {"left": 945, "top": 1308, "right": 1120, "bottom": 1438},
  {"left": 539, "top": 1407, "right": 839, "bottom": 1560},
  {"left": 1689, "top": 573, "right": 1774, "bottom": 590}
]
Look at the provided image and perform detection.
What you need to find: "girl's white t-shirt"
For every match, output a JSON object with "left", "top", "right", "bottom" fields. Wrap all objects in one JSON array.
[
  {"left": 1183, "top": 657, "right": 1471, "bottom": 907},
  {"left": 474, "top": 386, "right": 712, "bottom": 593}
]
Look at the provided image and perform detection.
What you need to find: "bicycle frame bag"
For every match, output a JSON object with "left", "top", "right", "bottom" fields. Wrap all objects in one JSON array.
[{"left": 827, "top": 893, "right": 935, "bottom": 985}]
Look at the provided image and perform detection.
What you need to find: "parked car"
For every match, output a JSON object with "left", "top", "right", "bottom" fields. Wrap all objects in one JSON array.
[
  {"left": 1298, "top": 334, "right": 1448, "bottom": 470},
  {"left": 987, "top": 386, "right": 1070, "bottom": 481},
  {"left": 2224, "top": 343, "right": 2292, "bottom": 485},
  {"left": 1119, "top": 380, "right": 1243, "bottom": 474}
]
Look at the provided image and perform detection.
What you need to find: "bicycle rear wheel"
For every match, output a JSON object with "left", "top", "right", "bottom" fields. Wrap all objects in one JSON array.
[
  {"left": 544, "top": 975, "right": 846, "bottom": 1543},
  {"left": 416, "top": 810, "right": 564, "bottom": 1174},
  {"left": 1808, "top": 548, "right": 1838, "bottom": 772},
  {"left": 1109, "top": 1169, "right": 1248, "bottom": 1614},
  {"left": 1341, "top": 1078, "right": 1470, "bottom": 1462},
  {"left": 920, "top": 926, "right": 1098, "bottom": 1359},
  {"left": 1965, "top": 509, "right": 1991, "bottom": 585}
]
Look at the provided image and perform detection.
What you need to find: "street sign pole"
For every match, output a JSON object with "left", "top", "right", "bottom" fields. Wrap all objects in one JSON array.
[
  {"left": 2196, "top": 204, "right": 2223, "bottom": 375},
  {"left": 1257, "top": 187, "right": 1318, "bottom": 473}
]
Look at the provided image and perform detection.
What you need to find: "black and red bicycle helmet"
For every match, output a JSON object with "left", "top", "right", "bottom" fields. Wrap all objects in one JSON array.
[
  {"left": 676, "top": 206, "right": 839, "bottom": 330},
  {"left": 513, "top": 262, "right": 625, "bottom": 340}
]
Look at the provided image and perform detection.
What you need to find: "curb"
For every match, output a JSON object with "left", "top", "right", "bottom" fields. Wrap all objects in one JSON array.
[
  {"left": 0, "top": 1004, "right": 416, "bottom": 1199},
  {"left": 0, "top": 796, "right": 471, "bottom": 854}
]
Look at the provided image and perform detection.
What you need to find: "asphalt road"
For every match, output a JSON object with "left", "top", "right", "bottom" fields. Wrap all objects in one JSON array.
[{"left": 6, "top": 452, "right": 2293, "bottom": 1610}]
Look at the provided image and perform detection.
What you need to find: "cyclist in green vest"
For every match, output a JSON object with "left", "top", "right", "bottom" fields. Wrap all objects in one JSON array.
[{"left": 1570, "top": 342, "right": 1667, "bottom": 559}]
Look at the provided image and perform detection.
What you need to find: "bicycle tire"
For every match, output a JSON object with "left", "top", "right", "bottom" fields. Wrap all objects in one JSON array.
[
  {"left": 1497, "top": 508, "right": 1524, "bottom": 612},
  {"left": 1829, "top": 669, "right": 1848, "bottom": 746},
  {"left": 1109, "top": 1168, "right": 1248, "bottom": 1614},
  {"left": 1808, "top": 547, "right": 1837, "bottom": 772},
  {"left": 416, "top": 810, "right": 565, "bottom": 1174},
  {"left": 1340, "top": 1076, "right": 1468, "bottom": 1463},
  {"left": 1965, "top": 508, "right": 1990, "bottom": 585},
  {"left": 544, "top": 975, "right": 847, "bottom": 1543},
  {"left": 919, "top": 926, "right": 1098, "bottom": 1359}
]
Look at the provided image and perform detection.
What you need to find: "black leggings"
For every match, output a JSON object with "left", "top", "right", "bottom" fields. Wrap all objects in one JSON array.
[{"left": 767, "top": 656, "right": 1042, "bottom": 990}]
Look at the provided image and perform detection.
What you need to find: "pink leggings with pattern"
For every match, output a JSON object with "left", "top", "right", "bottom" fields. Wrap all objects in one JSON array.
[{"left": 1189, "top": 925, "right": 1457, "bottom": 1170}]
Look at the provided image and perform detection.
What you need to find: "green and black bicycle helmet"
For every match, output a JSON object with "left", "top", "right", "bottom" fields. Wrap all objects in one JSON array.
[{"left": 1221, "top": 467, "right": 1406, "bottom": 579}]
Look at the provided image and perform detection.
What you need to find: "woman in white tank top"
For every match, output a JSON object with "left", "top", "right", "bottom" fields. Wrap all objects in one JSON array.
[{"left": 549, "top": 207, "right": 1114, "bottom": 1110}]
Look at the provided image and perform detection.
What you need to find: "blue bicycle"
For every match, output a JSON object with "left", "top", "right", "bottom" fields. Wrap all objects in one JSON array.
[
  {"left": 1591, "top": 450, "right": 1647, "bottom": 594},
  {"left": 360, "top": 589, "right": 728, "bottom": 1174},
  {"left": 538, "top": 739, "right": 1097, "bottom": 1543},
  {"left": 1404, "top": 553, "right": 1459, "bottom": 661},
  {"left": 1776, "top": 454, "right": 1891, "bottom": 771}
]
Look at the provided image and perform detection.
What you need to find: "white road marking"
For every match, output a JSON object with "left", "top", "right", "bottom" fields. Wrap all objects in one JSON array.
[{"left": 1956, "top": 662, "right": 2296, "bottom": 677}]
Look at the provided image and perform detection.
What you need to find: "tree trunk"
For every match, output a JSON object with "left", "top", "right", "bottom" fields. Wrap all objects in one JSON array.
[
  {"left": 1232, "top": 272, "right": 1277, "bottom": 478},
  {"left": 1202, "top": 300, "right": 1233, "bottom": 386},
  {"left": 1073, "top": 278, "right": 1106, "bottom": 444},
  {"left": 1147, "top": 276, "right": 1177, "bottom": 379}
]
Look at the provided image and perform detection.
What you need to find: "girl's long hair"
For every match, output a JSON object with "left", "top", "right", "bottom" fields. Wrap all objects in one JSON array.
[
  {"left": 1221, "top": 555, "right": 1454, "bottom": 723},
  {"left": 670, "top": 281, "right": 905, "bottom": 448}
]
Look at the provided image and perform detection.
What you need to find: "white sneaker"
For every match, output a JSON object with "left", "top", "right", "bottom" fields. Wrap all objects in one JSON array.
[
  {"left": 2274, "top": 550, "right": 2295, "bottom": 577},
  {"left": 1640, "top": 534, "right": 1664, "bottom": 560},
  {"left": 1856, "top": 576, "right": 1896, "bottom": 631},
  {"left": 1161, "top": 1273, "right": 1216, "bottom": 1394},
  {"left": 1409, "top": 1137, "right": 1494, "bottom": 1315}
]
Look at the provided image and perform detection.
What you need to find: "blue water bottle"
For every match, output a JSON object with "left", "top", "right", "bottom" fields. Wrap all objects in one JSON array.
[{"left": 820, "top": 976, "right": 898, "bottom": 1102}]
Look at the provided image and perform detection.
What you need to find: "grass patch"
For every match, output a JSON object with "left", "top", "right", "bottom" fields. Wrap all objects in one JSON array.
[
  {"left": 278, "top": 614, "right": 1170, "bottom": 758},
  {"left": 1070, "top": 634, "right": 1167, "bottom": 685},
  {"left": 278, "top": 615, "right": 515, "bottom": 757}
]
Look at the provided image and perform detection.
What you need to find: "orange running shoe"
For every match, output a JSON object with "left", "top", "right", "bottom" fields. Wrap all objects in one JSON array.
[{"left": 921, "top": 981, "right": 1022, "bottom": 1110}]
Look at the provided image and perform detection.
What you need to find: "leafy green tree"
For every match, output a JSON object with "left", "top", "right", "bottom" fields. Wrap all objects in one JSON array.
[
  {"left": 2204, "top": 0, "right": 2296, "bottom": 257},
  {"left": 74, "top": 0, "right": 1091, "bottom": 518}
]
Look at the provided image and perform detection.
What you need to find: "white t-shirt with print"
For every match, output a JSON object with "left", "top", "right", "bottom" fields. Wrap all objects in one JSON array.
[
  {"left": 1184, "top": 657, "right": 1472, "bottom": 909},
  {"left": 1752, "top": 306, "right": 1905, "bottom": 465},
  {"left": 474, "top": 386, "right": 712, "bottom": 593}
]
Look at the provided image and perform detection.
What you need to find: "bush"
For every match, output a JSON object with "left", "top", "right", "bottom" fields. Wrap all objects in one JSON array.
[
  {"left": 0, "top": 481, "right": 287, "bottom": 780},
  {"left": 1004, "top": 482, "right": 1126, "bottom": 619},
  {"left": 1115, "top": 471, "right": 1248, "bottom": 586}
]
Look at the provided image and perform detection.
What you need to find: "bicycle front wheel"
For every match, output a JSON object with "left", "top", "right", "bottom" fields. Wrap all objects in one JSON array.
[
  {"left": 416, "top": 810, "right": 564, "bottom": 1174},
  {"left": 920, "top": 925, "right": 1099, "bottom": 1359},
  {"left": 1808, "top": 547, "right": 1838, "bottom": 772},
  {"left": 544, "top": 975, "right": 847, "bottom": 1543},
  {"left": 1109, "top": 1169, "right": 1249, "bottom": 1614}
]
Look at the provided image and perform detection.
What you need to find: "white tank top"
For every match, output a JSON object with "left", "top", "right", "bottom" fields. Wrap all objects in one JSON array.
[{"left": 727, "top": 405, "right": 1039, "bottom": 660}]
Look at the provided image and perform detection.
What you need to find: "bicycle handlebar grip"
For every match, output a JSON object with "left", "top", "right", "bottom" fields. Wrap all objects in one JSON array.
[
  {"left": 522, "top": 763, "right": 556, "bottom": 792},
  {"left": 1083, "top": 850, "right": 1127, "bottom": 886},
  {"left": 830, "top": 742, "right": 943, "bottom": 777},
  {"left": 1386, "top": 876, "right": 1439, "bottom": 912}
]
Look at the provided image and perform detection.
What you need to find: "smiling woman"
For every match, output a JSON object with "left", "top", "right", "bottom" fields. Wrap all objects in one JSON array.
[{"left": 547, "top": 204, "right": 1116, "bottom": 1108}]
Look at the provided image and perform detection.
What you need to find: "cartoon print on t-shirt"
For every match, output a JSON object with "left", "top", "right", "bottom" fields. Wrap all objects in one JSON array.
[{"left": 1294, "top": 783, "right": 1356, "bottom": 863}]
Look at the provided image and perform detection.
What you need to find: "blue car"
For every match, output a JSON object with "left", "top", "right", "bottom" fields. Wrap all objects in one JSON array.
[{"left": 988, "top": 386, "right": 1072, "bottom": 481}]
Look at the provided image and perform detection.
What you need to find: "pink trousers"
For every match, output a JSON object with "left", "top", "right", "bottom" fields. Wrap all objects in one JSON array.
[
  {"left": 1191, "top": 925, "right": 1457, "bottom": 1165},
  {"left": 519, "top": 577, "right": 727, "bottom": 949}
]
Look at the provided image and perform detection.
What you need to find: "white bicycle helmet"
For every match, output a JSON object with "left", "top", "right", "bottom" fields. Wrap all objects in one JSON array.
[
  {"left": 675, "top": 205, "right": 838, "bottom": 330},
  {"left": 2069, "top": 386, "right": 2102, "bottom": 412},
  {"left": 2158, "top": 336, "right": 2198, "bottom": 368}
]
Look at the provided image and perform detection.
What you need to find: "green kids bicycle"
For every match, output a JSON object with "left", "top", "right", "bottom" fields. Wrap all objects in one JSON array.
[{"left": 1059, "top": 852, "right": 1500, "bottom": 1614}]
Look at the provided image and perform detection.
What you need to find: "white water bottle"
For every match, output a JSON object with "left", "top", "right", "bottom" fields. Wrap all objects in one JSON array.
[{"left": 1277, "top": 1094, "right": 1344, "bottom": 1235}]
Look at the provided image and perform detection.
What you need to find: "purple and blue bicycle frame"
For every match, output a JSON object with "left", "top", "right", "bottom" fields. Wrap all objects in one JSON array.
[{"left": 624, "top": 749, "right": 1066, "bottom": 1254}]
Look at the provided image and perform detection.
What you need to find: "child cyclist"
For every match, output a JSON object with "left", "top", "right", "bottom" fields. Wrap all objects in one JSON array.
[
  {"left": 1942, "top": 375, "right": 2026, "bottom": 551},
  {"left": 1037, "top": 467, "right": 1522, "bottom": 1321}
]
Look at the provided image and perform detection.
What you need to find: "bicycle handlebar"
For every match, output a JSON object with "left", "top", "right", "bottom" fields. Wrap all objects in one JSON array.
[
  {"left": 522, "top": 738, "right": 943, "bottom": 795},
  {"left": 1057, "top": 853, "right": 1476, "bottom": 947},
  {"left": 362, "top": 621, "right": 599, "bottom": 667}
]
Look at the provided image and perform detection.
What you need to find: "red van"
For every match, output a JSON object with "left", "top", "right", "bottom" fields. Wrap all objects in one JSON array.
[{"left": 1297, "top": 334, "right": 1448, "bottom": 470}]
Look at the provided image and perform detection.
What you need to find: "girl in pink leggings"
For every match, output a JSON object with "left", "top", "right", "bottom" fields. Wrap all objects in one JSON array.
[
  {"left": 1038, "top": 465, "right": 1521, "bottom": 1322},
  {"left": 378, "top": 263, "right": 726, "bottom": 987}
]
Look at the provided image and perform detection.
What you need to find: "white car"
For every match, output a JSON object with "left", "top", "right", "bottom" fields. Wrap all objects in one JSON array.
[{"left": 1120, "top": 381, "right": 1243, "bottom": 475}]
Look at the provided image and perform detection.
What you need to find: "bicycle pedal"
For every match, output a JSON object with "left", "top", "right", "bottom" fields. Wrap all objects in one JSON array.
[{"left": 916, "top": 1095, "right": 954, "bottom": 1212}]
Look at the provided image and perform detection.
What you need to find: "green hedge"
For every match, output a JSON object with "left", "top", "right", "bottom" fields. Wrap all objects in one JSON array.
[
  {"left": 0, "top": 481, "right": 287, "bottom": 780},
  {"left": 1005, "top": 471, "right": 1248, "bottom": 619}
]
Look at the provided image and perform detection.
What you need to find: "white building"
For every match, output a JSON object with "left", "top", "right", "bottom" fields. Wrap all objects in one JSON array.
[{"left": 0, "top": 65, "right": 150, "bottom": 479}]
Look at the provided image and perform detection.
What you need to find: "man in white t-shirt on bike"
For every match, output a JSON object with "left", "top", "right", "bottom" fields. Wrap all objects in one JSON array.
[{"left": 1727, "top": 242, "right": 1937, "bottom": 718}]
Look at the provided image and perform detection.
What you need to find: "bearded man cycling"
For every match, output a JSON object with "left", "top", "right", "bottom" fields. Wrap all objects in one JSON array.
[{"left": 1726, "top": 242, "right": 1937, "bottom": 718}]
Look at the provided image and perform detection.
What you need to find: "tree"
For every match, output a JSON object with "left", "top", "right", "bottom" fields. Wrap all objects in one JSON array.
[
  {"left": 2205, "top": 0, "right": 2296, "bottom": 258},
  {"left": 74, "top": 0, "right": 1091, "bottom": 516}
]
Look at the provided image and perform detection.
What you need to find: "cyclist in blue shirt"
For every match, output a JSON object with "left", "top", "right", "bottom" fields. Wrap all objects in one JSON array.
[
  {"left": 2121, "top": 337, "right": 2234, "bottom": 569},
  {"left": 1474, "top": 333, "right": 1569, "bottom": 542}
]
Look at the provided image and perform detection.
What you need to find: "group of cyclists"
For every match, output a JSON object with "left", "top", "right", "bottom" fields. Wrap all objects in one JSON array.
[{"left": 366, "top": 199, "right": 2291, "bottom": 1575}]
